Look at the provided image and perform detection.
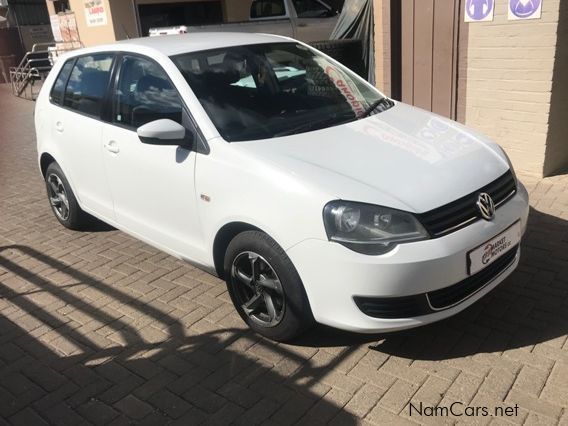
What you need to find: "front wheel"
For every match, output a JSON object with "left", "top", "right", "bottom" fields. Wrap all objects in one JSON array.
[{"left": 224, "top": 231, "right": 314, "bottom": 342}]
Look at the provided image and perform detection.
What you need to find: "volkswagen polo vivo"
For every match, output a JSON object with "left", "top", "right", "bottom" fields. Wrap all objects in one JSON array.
[{"left": 34, "top": 33, "right": 529, "bottom": 341}]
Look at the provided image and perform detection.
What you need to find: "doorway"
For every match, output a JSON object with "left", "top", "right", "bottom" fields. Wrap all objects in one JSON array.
[{"left": 390, "top": 0, "right": 460, "bottom": 119}]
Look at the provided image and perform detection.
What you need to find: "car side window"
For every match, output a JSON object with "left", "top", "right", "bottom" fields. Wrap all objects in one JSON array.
[
  {"left": 251, "top": 0, "right": 286, "bottom": 18},
  {"left": 112, "top": 56, "right": 183, "bottom": 129},
  {"left": 63, "top": 54, "right": 114, "bottom": 117},
  {"left": 49, "top": 60, "right": 74, "bottom": 104},
  {"left": 293, "top": 0, "right": 330, "bottom": 18}
]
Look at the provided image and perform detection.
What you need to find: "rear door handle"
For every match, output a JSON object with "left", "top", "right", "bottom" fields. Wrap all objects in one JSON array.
[
  {"left": 104, "top": 140, "right": 120, "bottom": 154},
  {"left": 55, "top": 121, "right": 64, "bottom": 133}
]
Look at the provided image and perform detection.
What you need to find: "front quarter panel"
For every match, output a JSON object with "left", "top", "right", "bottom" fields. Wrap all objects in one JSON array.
[{"left": 195, "top": 139, "right": 331, "bottom": 266}]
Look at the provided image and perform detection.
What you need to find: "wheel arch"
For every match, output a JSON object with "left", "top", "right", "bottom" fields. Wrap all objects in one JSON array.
[
  {"left": 39, "top": 153, "right": 83, "bottom": 209},
  {"left": 40, "top": 152, "right": 57, "bottom": 178},
  {"left": 212, "top": 221, "right": 263, "bottom": 278}
]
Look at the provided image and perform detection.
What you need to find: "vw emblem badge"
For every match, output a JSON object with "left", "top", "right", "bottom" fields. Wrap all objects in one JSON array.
[{"left": 477, "top": 192, "right": 495, "bottom": 220}]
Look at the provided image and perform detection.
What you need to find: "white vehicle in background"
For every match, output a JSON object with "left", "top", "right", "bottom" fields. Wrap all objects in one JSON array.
[
  {"left": 150, "top": 0, "right": 339, "bottom": 42},
  {"left": 34, "top": 33, "right": 529, "bottom": 342},
  {"left": 149, "top": 26, "right": 188, "bottom": 37}
]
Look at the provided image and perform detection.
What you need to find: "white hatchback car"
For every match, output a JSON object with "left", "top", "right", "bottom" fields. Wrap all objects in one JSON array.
[{"left": 35, "top": 33, "right": 529, "bottom": 341}]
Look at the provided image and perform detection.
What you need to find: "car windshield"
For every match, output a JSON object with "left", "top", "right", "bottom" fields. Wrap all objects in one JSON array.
[{"left": 172, "top": 42, "right": 385, "bottom": 141}]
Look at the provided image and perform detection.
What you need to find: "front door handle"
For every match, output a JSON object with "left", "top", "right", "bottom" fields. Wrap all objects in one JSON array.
[{"left": 104, "top": 141, "right": 120, "bottom": 154}]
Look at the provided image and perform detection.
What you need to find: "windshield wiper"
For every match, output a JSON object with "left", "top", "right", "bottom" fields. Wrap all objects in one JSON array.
[
  {"left": 274, "top": 111, "right": 356, "bottom": 137},
  {"left": 360, "top": 97, "right": 395, "bottom": 118}
]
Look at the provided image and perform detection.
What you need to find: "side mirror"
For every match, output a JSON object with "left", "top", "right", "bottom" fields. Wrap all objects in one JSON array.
[{"left": 137, "top": 119, "right": 193, "bottom": 149}]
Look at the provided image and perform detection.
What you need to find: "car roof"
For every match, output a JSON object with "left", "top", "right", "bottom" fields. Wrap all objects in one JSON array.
[{"left": 88, "top": 32, "right": 293, "bottom": 57}]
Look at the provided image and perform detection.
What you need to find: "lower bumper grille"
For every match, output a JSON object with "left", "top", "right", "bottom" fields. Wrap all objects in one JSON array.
[
  {"left": 427, "top": 246, "right": 518, "bottom": 310},
  {"left": 354, "top": 246, "right": 519, "bottom": 319}
]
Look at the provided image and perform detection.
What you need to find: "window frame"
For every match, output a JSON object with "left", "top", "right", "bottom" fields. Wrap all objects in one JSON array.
[
  {"left": 170, "top": 42, "right": 385, "bottom": 143},
  {"left": 108, "top": 54, "right": 184, "bottom": 130},
  {"left": 49, "top": 59, "right": 75, "bottom": 106},
  {"left": 292, "top": 0, "right": 333, "bottom": 19},
  {"left": 53, "top": 53, "right": 117, "bottom": 120},
  {"left": 105, "top": 51, "right": 209, "bottom": 155},
  {"left": 249, "top": 0, "right": 290, "bottom": 21}
]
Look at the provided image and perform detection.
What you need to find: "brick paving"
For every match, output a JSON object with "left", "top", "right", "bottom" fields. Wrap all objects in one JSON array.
[{"left": 1, "top": 83, "right": 567, "bottom": 425}]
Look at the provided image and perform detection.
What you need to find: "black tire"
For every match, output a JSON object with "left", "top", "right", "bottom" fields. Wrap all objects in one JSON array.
[
  {"left": 309, "top": 39, "right": 366, "bottom": 78},
  {"left": 224, "top": 231, "right": 314, "bottom": 342},
  {"left": 44, "top": 162, "right": 89, "bottom": 230}
]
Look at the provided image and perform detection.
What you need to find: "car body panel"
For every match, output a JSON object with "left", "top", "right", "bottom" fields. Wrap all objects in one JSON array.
[
  {"left": 235, "top": 103, "right": 510, "bottom": 213},
  {"left": 286, "top": 184, "right": 529, "bottom": 332},
  {"left": 101, "top": 124, "right": 206, "bottom": 263}
]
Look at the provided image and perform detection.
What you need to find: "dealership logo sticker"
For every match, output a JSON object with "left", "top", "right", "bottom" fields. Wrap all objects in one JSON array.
[
  {"left": 508, "top": 0, "right": 542, "bottom": 20},
  {"left": 464, "top": 0, "right": 494, "bottom": 22}
]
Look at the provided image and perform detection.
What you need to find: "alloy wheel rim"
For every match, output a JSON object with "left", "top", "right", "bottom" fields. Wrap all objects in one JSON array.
[
  {"left": 47, "top": 174, "right": 70, "bottom": 221},
  {"left": 231, "top": 251, "right": 285, "bottom": 328}
]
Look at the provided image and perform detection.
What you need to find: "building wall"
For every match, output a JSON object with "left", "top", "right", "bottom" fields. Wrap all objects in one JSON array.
[
  {"left": 108, "top": 0, "right": 139, "bottom": 40},
  {"left": 373, "top": 0, "right": 390, "bottom": 96},
  {"left": 223, "top": 0, "right": 251, "bottom": 23},
  {"left": 68, "top": 0, "right": 116, "bottom": 46},
  {"left": 543, "top": 0, "right": 568, "bottom": 176},
  {"left": 456, "top": 0, "right": 562, "bottom": 176},
  {"left": 57, "top": 0, "right": 246, "bottom": 46}
]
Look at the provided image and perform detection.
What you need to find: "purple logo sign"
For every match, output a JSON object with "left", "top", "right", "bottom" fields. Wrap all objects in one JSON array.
[
  {"left": 466, "top": 0, "right": 494, "bottom": 21},
  {"left": 509, "top": 0, "right": 541, "bottom": 18}
]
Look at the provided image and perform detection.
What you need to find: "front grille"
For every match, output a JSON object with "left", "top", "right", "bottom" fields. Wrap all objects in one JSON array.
[
  {"left": 427, "top": 245, "right": 518, "bottom": 310},
  {"left": 417, "top": 170, "right": 517, "bottom": 237},
  {"left": 354, "top": 245, "right": 518, "bottom": 319}
]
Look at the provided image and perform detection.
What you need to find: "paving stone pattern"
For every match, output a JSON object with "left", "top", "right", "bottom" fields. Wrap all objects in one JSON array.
[{"left": 1, "top": 85, "right": 567, "bottom": 425}]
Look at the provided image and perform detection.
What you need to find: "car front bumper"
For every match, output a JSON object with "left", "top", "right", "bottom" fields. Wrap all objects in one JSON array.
[{"left": 286, "top": 182, "right": 530, "bottom": 333}]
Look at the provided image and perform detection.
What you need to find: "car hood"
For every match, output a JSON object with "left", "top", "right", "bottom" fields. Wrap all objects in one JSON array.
[{"left": 235, "top": 103, "right": 509, "bottom": 213}]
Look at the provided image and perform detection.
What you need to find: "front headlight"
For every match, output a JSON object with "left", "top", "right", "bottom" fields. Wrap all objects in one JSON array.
[{"left": 323, "top": 200, "right": 429, "bottom": 255}]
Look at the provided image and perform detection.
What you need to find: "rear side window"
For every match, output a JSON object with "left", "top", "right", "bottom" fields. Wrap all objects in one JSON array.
[
  {"left": 63, "top": 54, "right": 114, "bottom": 117},
  {"left": 251, "top": 0, "right": 286, "bottom": 18},
  {"left": 49, "top": 60, "right": 74, "bottom": 104}
]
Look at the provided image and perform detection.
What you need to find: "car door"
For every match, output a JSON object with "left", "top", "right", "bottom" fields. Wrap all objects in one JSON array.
[
  {"left": 101, "top": 54, "right": 204, "bottom": 259},
  {"left": 291, "top": 0, "right": 338, "bottom": 42},
  {"left": 51, "top": 53, "right": 116, "bottom": 220}
]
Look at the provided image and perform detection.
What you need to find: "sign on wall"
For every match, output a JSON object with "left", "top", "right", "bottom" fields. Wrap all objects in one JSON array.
[
  {"left": 508, "top": 0, "right": 542, "bottom": 20},
  {"left": 50, "top": 15, "right": 62, "bottom": 42},
  {"left": 59, "top": 13, "right": 80, "bottom": 42},
  {"left": 464, "top": 0, "right": 494, "bottom": 22},
  {"left": 84, "top": 0, "right": 108, "bottom": 27}
]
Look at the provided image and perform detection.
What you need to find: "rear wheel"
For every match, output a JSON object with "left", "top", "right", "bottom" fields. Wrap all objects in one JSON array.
[
  {"left": 45, "top": 162, "right": 89, "bottom": 230},
  {"left": 224, "top": 231, "right": 314, "bottom": 342}
]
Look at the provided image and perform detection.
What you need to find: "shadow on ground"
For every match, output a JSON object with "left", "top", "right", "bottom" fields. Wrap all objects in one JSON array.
[
  {"left": 1, "top": 205, "right": 567, "bottom": 423},
  {"left": 0, "top": 245, "right": 358, "bottom": 424}
]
